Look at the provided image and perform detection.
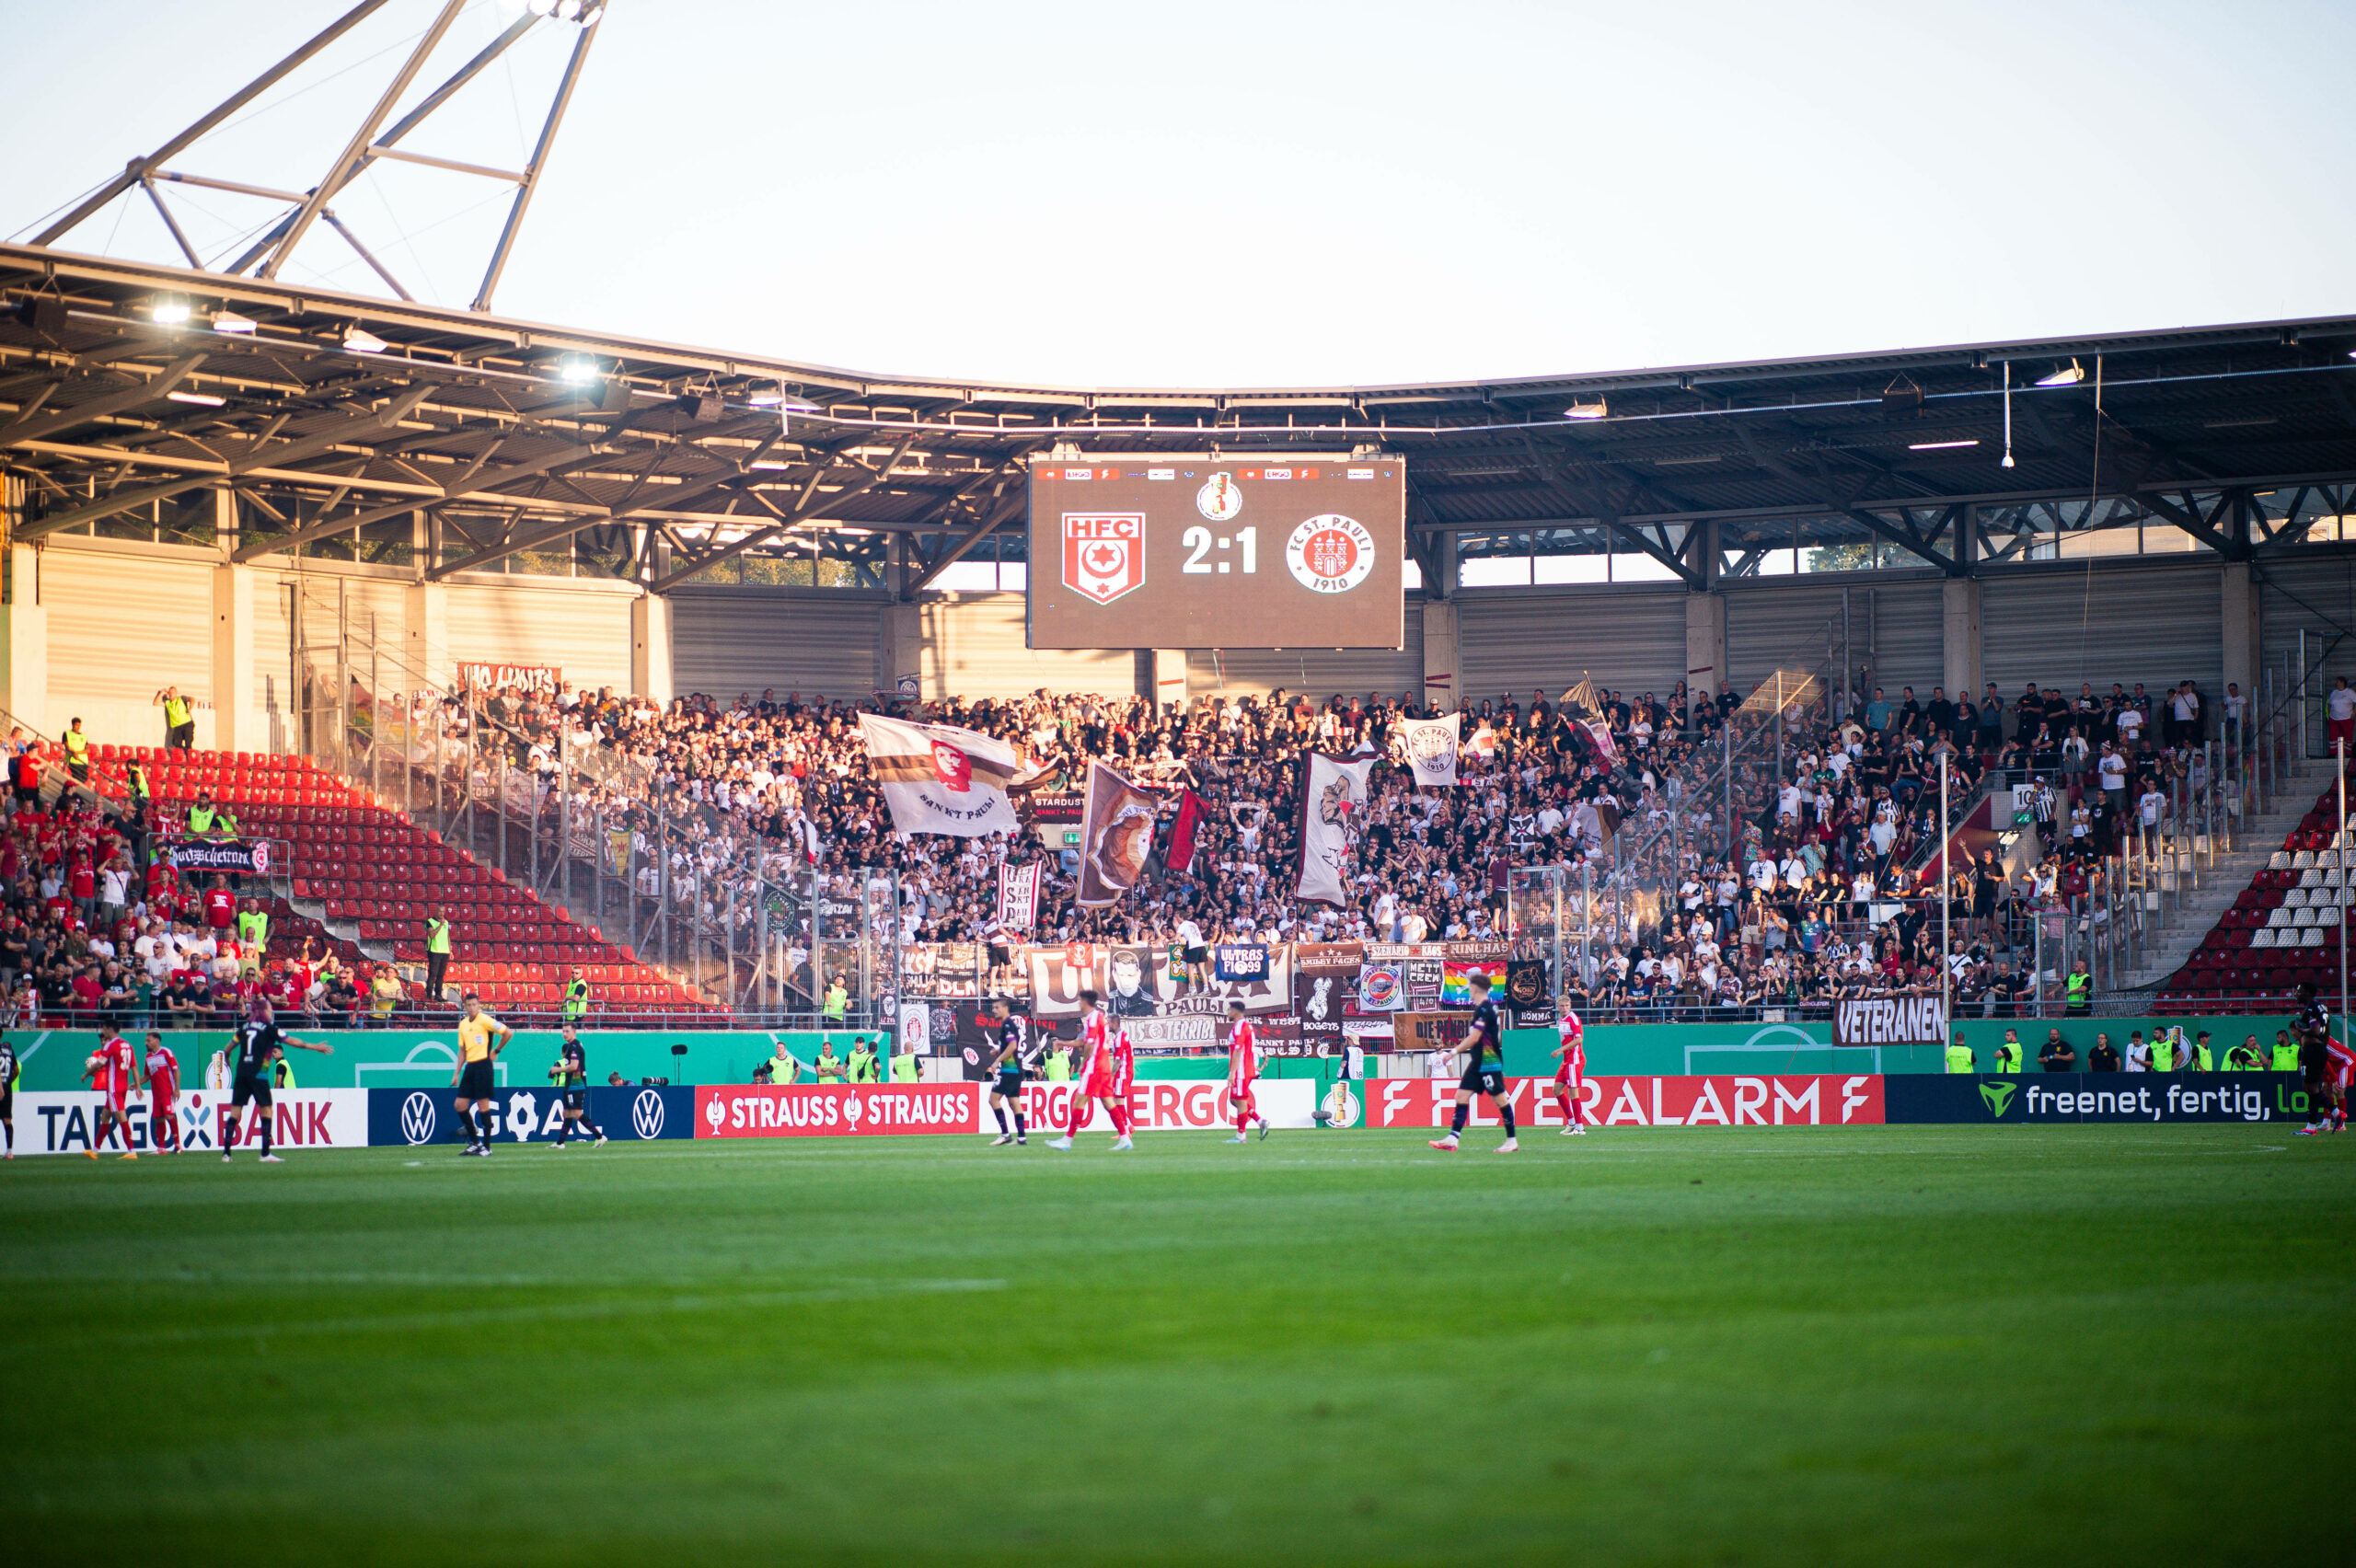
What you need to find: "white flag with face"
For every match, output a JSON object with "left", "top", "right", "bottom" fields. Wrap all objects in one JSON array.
[
  {"left": 857, "top": 713, "right": 1022, "bottom": 838},
  {"left": 1394, "top": 712, "right": 1461, "bottom": 787},
  {"left": 1293, "top": 753, "right": 1376, "bottom": 906}
]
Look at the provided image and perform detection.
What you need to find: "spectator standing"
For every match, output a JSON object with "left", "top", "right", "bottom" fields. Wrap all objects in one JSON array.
[
  {"left": 236, "top": 898, "right": 269, "bottom": 967},
  {"left": 424, "top": 906, "right": 452, "bottom": 1003},
  {"left": 60, "top": 718, "right": 91, "bottom": 787},
  {"left": 563, "top": 965, "right": 591, "bottom": 1026},
  {"left": 823, "top": 974, "right": 849, "bottom": 1026},
  {"left": 2329, "top": 676, "right": 2356, "bottom": 758},
  {"left": 367, "top": 964, "right": 405, "bottom": 1025},
  {"left": 2038, "top": 1029, "right": 2075, "bottom": 1071},
  {"left": 155, "top": 686, "right": 196, "bottom": 751},
  {"left": 7, "top": 732, "right": 40, "bottom": 816},
  {"left": 2088, "top": 1033, "right": 2121, "bottom": 1072}
]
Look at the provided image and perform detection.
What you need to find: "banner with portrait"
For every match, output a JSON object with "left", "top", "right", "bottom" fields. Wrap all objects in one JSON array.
[{"left": 1022, "top": 940, "right": 1291, "bottom": 1020}]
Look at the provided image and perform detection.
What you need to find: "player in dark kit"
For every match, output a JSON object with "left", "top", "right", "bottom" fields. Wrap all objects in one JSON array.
[
  {"left": 2292, "top": 982, "right": 2342, "bottom": 1135},
  {"left": 985, "top": 997, "right": 1030, "bottom": 1146},
  {"left": 1430, "top": 973, "right": 1518, "bottom": 1153},
  {"left": 0, "top": 1033, "right": 17, "bottom": 1158},
  {"left": 547, "top": 1024, "right": 606, "bottom": 1147},
  {"left": 223, "top": 998, "right": 333, "bottom": 1162}
]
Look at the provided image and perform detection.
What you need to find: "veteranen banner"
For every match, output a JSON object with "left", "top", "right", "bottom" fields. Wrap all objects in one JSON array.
[
  {"left": 1834, "top": 997, "right": 1947, "bottom": 1049},
  {"left": 1367, "top": 1074, "right": 1883, "bottom": 1130}
]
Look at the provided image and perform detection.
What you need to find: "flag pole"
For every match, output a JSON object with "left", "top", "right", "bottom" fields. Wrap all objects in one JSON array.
[{"left": 1940, "top": 748, "right": 1952, "bottom": 1032}]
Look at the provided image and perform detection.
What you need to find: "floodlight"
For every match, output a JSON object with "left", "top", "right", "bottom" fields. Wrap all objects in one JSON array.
[
  {"left": 1563, "top": 398, "right": 1609, "bottom": 421},
  {"left": 343, "top": 327, "right": 389, "bottom": 353},
  {"left": 2035, "top": 360, "right": 2085, "bottom": 387},
  {"left": 212, "top": 310, "right": 258, "bottom": 335},
  {"left": 559, "top": 356, "right": 600, "bottom": 384},
  {"left": 167, "top": 390, "right": 226, "bottom": 407},
  {"left": 527, "top": 0, "right": 557, "bottom": 14},
  {"left": 150, "top": 296, "right": 192, "bottom": 326},
  {"left": 1908, "top": 439, "right": 1978, "bottom": 451}
]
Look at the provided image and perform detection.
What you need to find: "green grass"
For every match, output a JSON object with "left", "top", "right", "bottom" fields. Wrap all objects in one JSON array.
[{"left": 3, "top": 1125, "right": 2350, "bottom": 1566}]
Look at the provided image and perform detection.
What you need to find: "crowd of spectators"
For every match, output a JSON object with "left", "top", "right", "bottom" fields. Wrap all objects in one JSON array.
[{"left": 423, "top": 663, "right": 2233, "bottom": 1020}]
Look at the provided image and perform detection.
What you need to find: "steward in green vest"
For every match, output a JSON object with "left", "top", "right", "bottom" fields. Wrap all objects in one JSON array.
[
  {"left": 890, "top": 1048, "right": 918, "bottom": 1083},
  {"left": 2063, "top": 966, "right": 2091, "bottom": 1015},
  {"left": 2227, "top": 1036, "right": 2264, "bottom": 1071},
  {"left": 159, "top": 687, "right": 194, "bottom": 750},
  {"left": 124, "top": 758, "right": 151, "bottom": 806},
  {"left": 210, "top": 805, "right": 238, "bottom": 840},
  {"left": 237, "top": 905, "right": 269, "bottom": 956},
  {"left": 1044, "top": 1044, "right": 1072, "bottom": 1082},
  {"left": 562, "top": 972, "right": 591, "bottom": 1024},
  {"left": 187, "top": 794, "right": 218, "bottom": 835},
  {"left": 62, "top": 721, "right": 90, "bottom": 782},
  {"left": 1946, "top": 1038, "right": 1975, "bottom": 1074},
  {"left": 2150, "top": 1031, "right": 2174, "bottom": 1072},
  {"left": 848, "top": 1039, "right": 878, "bottom": 1083},
  {"left": 2272, "top": 1032, "right": 2301, "bottom": 1072},
  {"left": 814, "top": 1043, "right": 845, "bottom": 1083},
  {"left": 823, "top": 979, "right": 849, "bottom": 1024},
  {"left": 2191, "top": 1032, "right": 2213, "bottom": 1072},
  {"left": 1993, "top": 1033, "right": 2023, "bottom": 1074}
]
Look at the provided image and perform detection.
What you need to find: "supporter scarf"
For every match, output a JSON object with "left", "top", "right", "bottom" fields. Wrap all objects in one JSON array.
[{"left": 1293, "top": 754, "right": 1374, "bottom": 907}]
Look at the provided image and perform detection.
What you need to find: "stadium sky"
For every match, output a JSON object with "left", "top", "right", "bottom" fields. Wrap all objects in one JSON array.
[{"left": 6, "top": 0, "right": 2351, "bottom": 390}]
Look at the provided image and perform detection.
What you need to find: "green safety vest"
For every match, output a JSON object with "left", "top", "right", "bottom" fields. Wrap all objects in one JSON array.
[
  {"left": 824, "top": 986, "right": 848, "bottom": 1021},
  {"left": 1995, "top": 1042, "right": 2022, "bottom": 1074},
  {"left": 2193, "top": 1042, "right": 2213, "bottom": 1072},
  {"left": 1946, "top": 1043, "right": 1975, "bottom": 1074},
  {"left": 63, "top": 730, "right": 87, "bottom": 762},
  {"left": 126, "top": 765, "right": 149, "bottom": 801},
  {"left": 272, "top": 1055, "right": 296, "bottom": 1090},
  {"left": 1045, "top": 1048, "right": 1071, "bottom": 1082},
  {"left": 815, "top": 1055, "right": 843, "bottom": 1082},
  {"left": 2065, "top": 973, "right": 2090, "bottom": 1005},
  {"left": 212, "top": 812, "right": 237, "bottom": 839},
  {"left": 426, "top": 917, "right": 452, "bottom": 955},
  {"left": 890, "top": 1052, "right": 917, "bottom": 1083},
  {"left": 164, "top": 697, "right": 191, "bottom": 728},
  {"left": 849, "top": 1049, "right": 877, "bottom": 1083},
  {"left": 563, "top": 978, "right": 590, "bottom": 1019},
  {"left": 2272, "top": 1040, "right": 2300, "bottom": 1071},
  {"left": 768, "top": 1055, "right": 797, "bottom": 1084},
  {"left": 237, "top": 911, "right": 267, "bottom": 946},
  {"left": 187, "top": 804, "right": 216, "bottom": 834},
  {"left": 2150, "top": 1036, "right": 2173, "bottom": 1073}
]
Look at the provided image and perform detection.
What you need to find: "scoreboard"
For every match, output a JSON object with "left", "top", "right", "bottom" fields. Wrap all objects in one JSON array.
[{"left": 1025, "top": 454, "right": 1405, "bottom": 650}]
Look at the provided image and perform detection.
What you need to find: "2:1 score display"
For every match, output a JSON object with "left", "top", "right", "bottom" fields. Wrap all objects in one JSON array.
[{"left": 1181, "top": 525, "right": 1256, "bottom": 574}]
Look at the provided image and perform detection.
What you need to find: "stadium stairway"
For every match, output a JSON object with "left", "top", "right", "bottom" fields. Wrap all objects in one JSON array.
[
  {"left": 2139, "top": 765, "right": 2354, "bottom": 1008},
  {"left": 87, "top": 744, "right": 726, "bottom": 1025}
]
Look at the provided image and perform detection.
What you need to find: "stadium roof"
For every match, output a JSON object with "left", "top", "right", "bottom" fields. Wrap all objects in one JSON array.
[{"left": 4, "top": 241, "right": 2352, "bottom": 593}]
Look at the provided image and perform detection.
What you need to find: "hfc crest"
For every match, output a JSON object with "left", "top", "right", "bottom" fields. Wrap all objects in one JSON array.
[{"left": 1062, "top": 513, "right": 1144, "bottom": 605}]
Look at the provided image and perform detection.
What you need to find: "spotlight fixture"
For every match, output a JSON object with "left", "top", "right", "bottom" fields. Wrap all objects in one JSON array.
[
  {"left": 2035, "top": 359, "right": 2085, "bottom": 387},
  {"left": 167, "top": 390, "right": 226, "bottom": 407},
  {"left": 1908, "top": 439, "right": 1979, "bottom": 451},
  {"left": 2000, "top": 363, "right": 2015, "bottom": 468},
  {"left": 558, "top": 356, "right": 601, "bottom": 383},
  {"left": 746, "top": 387, "right": 786, "bottom": 408},
  {"left": 343, "top": 326, "right": 388, "bottom": 353},
  {"left": 1879, "top": 375, "right": 1924, "bottom": 417},
  {"left": 150, "top": 296, "right": 192, "bottom": 326},
  {"left": 211, "top": 309, "right": 258, "bottom": 335},
  {"left": 1563, "top": 398, "right": 1609, "bottom": 421}
]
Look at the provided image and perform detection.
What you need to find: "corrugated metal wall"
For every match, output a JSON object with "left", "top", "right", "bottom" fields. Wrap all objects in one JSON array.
[
  {"left": 671, "top": 587, "right": 886, "bottom": 700},
  {"left": 920, "top": 593, "right": 1135, "bottom": 700},
  {"left": 2257, "top": 558, "right": 2356, "bottom": 743},
  {"left": 1724, "top": 575, "right": 1942, "bottom": 699},
  {"left": 444, "top": 578, "right": 635, "bottom": 693},
  {"left": 1982, "top": 559, "right": 2223, "bottom": 699},
  {"left": 1187, "top": 600, "right": 1424, "bottom": 699},
  {"left": 43, "top": 543, "right": 214, "bottom": 748},
  {"left": 1456, "top": 586, "right": 1688, "bottom": 704}
]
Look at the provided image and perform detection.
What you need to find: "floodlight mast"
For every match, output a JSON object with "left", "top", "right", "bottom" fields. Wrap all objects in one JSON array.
[{"left": 28, "top": 0, "right": 604, "bottom": 314}]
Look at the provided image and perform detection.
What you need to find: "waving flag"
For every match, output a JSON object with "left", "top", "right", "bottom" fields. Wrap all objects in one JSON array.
[
  {"left": 858, "top": 713, "right": 1022, "bottom": 838},
  {"left": 1076, "top": 761, "right": 1161, "bottom": 907},
  {"left": 1395, "top": 712, "right": 1460, "bottom": 787},
  {"left": 1294, "top": 754, "right": 1375, "bottom": 906}
]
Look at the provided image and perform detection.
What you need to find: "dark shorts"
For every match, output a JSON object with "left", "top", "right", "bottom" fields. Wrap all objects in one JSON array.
[
  {"left": 458, "top": 1060, "right": 496, "bottom": 1100},
  {"left": 561, "top": 1089, "right": 587, "bottom": 1113},
  {"left": 1184, "top": 946, "right": 1209, "bottom": 965},
  {"left": 1461, "top": 1066, "right": 1507, "bottom": 1098},
  {"left": 231, "top": 1070, "right": 271, "bottom": 1109},
  {"left": 987, "top": 944, "right": 1012, "bottom": 967},
  {"left": 994, "top": 1070, "right": 1024, "bottom": 1100},
  {"left": 0, "top": 1085, "right": 12, "bottom": 1119}
]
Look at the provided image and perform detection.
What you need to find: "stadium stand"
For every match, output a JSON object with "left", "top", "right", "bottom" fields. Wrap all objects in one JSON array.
[{"left": 2158, "top": 779, "right": 2356, "bottom": 1010}]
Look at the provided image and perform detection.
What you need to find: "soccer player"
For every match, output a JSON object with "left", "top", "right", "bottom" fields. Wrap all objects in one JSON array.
[
  {"left": 1109, "top": 1020, "right": 1137, "bottom": 1152},
  {"left": 985, "top": 997, "right": 1030, "bottom": 1146},
  {"left": 223, "top": 998, "right": 333, "bottom": 1163},
  {"left": 1225, "top": 1000, "right": 1269, "bottom": 1142},
  {"left": 547, "top": 1023, "right": 606, "bottom": 1148},
  {"left": 84, "top": 1021, "right": 140, "bottom": 1159},
  {"left": 1050, "top": 990, "right": 1129, "bottom": 1151},
  {"left": 1430, "top": 972, "right": 1518, "bottom": 1153},
  {"left": 1552, "top": 1000, "right": 1588, "bottom": 1136},
  {"left": 144, "top": 1031, "right": 182, "bottom": 1154},
  {"left": 0, "top": 1032, "right": 17, "bottom": 1158},
  {"left": 451, "top": 992, "right": 512, "bottom": 1156}
]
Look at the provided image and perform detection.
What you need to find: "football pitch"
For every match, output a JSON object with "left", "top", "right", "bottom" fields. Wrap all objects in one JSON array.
[{"left": 4, "top": 1125, "right": 2350, "bottom": 1565}]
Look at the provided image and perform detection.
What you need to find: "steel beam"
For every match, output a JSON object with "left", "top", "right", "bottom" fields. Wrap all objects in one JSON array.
[
  {"left": 644, "top": 438, "right": 917, "bottom": 592},
  {"left": 0, "top": 354, "right": 207, "bottom": 448},
  {"left": 473, "top": 14, "right": 600, "bottom": 311}
]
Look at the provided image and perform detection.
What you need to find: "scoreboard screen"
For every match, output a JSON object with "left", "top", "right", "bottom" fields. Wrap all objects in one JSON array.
[{"left": 1025, "top": 455, "right": 1405, "bottom": 650}]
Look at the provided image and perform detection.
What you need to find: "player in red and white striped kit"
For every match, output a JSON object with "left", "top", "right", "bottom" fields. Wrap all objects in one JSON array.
[
  {"left": 84, "top": 1022, "right": 139, "bottom": 1160},
  {"left": 1049, "top": 990, "right": 1133, "bottom": 1151},
  {"left": 1225, "top": 1000, "right": 1271, "bottom": 1142},
  {"left": 1552, "top": 1003, "right": 1588, "bottom": 1136}
]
